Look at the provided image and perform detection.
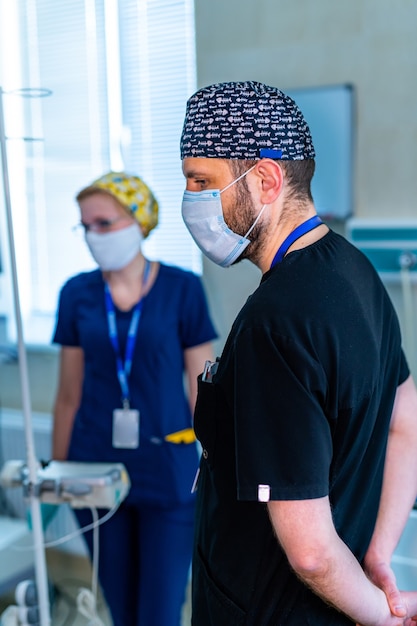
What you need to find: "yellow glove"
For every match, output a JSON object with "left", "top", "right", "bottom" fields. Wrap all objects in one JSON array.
[{"left": 164, "top": 428, "right": 196, "bottom": 444}]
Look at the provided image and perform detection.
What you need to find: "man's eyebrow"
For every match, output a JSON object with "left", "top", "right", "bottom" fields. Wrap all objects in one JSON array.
[{"left": 183, "top": 169, "right": 211, "bottom": 179}]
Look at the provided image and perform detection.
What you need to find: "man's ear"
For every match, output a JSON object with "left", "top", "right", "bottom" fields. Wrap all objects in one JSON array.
[{"left": 255, "top": 159, "right": 284, "bottom": 204}]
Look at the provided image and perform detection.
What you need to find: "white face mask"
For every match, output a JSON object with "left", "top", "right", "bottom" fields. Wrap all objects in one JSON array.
[
  {"left": 85, "top": 222, "right": 143, "bottom": 271},
  {"left": 181, "top": 165, "right": 267, "bottom": 267}
]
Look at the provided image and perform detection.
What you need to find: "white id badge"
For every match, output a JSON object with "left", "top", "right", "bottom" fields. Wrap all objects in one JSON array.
[{"left": 112, "top": 408, "right": 139, "bottom": 448}]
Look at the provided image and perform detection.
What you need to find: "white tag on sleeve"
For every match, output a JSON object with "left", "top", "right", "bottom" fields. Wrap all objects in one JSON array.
[{"left": 258, "top": 484, "right": 271, "bottom": 502}]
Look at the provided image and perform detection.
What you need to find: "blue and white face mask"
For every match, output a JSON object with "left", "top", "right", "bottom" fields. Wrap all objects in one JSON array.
[{"left": 181, "top": 165, "right": 267, "bottom": 267}]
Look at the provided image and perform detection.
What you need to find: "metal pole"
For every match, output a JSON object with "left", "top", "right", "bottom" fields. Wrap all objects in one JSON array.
[{"left": 0, "top": 86, "right": 51, "bottom": 625}]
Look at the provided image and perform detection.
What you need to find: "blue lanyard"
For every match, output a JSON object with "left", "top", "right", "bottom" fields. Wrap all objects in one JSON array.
[
  {"left": 104, "top": 260, "right": 151, "bottom": 407},
  {"left": 270, "top": 215, "right": 323, "bottom": 269}
]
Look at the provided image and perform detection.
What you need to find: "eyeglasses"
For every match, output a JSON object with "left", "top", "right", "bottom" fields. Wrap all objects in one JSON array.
[{"left": 73, "top": 217, "right": 127, "bottom": 234}]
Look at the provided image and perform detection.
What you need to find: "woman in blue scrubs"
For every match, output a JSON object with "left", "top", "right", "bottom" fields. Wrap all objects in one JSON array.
[{"left": 52, "top": 172, "right": 217, "bottom": 626}]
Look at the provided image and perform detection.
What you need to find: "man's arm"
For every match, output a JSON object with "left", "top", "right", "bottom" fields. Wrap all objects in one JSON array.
[
  {"left": 363, "top": 375, "right": 417, "bottom": 615},
  {"left": 267, "top": 496, "right": 417, "bottom": 625}
]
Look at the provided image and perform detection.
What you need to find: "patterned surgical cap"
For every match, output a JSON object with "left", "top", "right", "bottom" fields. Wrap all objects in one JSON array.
[
  {"left": 81, "top": 171, "right": 159, "bottom": 237},
  {"left": 180, "top": 81, "right": 315, "bottom": 161}
]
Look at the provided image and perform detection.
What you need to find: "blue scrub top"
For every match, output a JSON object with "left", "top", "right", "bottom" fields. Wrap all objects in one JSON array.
[{"left": 53, "top": 263, "right": 217, "bottom": 506}]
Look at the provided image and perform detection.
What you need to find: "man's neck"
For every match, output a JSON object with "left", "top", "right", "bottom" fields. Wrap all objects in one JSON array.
[{"left": 257, "top": 207, "right": 328, "bottom": 274}]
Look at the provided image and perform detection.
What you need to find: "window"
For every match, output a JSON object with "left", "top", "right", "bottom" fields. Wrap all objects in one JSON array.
[{"left": 0, "top": 0, "right": 198, "bottom": 346}]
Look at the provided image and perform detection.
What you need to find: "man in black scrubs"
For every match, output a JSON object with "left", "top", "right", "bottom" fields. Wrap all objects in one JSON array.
[{"left": 180, "top": 81, "right": 417, "bottom": 625}]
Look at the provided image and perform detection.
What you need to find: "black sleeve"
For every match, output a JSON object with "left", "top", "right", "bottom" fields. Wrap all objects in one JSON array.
[{"left": 233, "top": 326, "right": 332, "bottom": 502}]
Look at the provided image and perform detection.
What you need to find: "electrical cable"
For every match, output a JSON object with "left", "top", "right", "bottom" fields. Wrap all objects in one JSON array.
[
  {"left": 5, "top": 487, "right": 123, "bottom": 625},
  {"left": 2, "top": 492, "right": 121, "bottom": 626},
  {"left": 41, "top": 497, "right": 122, "bottom": 550},
  {"left": 9, "top": 496, "right": 122, "bottom": 554},
  {"left": 4, "top": 500, "right": 112, "bottom": 626},
  {"left": 75, "top": 508, "right": 105, "bottom": 626}
]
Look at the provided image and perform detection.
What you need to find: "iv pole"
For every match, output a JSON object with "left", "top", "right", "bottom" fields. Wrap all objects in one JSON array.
[{"left": 0, "top": 85, "right": 51, "bottom": 626}]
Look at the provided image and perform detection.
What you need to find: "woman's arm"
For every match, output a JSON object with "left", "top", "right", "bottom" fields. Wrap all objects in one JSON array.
[
  {"left": 52, "top": 346, "right": 84, "bottom": 460},
  {"left": 184, "top": 342, "right": 214, "bottom": 412}
]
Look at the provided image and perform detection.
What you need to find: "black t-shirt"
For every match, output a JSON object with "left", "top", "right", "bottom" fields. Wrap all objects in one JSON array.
[{"left": 192, "top": 230, "right": 409, "bottom": 625}]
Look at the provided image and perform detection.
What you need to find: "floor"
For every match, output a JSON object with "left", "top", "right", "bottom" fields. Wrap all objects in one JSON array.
[{"left": 0, "top": 548, "right": 192, "bottom": 625}]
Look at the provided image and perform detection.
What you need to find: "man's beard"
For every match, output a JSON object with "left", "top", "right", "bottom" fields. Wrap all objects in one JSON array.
[{"left": 225, "top": 180, "right": 267, "bottom": 265}]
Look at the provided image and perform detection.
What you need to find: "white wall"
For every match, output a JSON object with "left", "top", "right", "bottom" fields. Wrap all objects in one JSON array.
[{"left": 194, "top": 0, "right": 417, "bottom": 219}]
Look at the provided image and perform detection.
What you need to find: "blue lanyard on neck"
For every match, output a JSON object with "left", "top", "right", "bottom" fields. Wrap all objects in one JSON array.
[
  {"left": 104, "top": 260, "right": 151, "bottom": 406},
  {"left": 270, "top": 215, "right": 323, "bottom": 269}
]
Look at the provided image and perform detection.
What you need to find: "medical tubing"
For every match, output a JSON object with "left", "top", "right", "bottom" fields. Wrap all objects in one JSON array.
[{"left": 75, "top": 507, "right": 105, "bottom": 626}]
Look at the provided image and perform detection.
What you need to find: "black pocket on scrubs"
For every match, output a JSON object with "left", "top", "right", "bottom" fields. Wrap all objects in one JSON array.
[
  {"left": 194, "top": 374, "right": 218, "bottom": 469},
  {"left": 192, "top": 546, "right": 246, "bottom": 626}
]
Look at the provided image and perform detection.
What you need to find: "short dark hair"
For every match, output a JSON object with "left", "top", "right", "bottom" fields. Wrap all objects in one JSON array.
[{"left": 228, "top": 158, "right": 315, "bottom": 205}]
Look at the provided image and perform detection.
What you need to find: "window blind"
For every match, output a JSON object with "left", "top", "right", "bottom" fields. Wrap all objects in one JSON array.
[{"left": 0, "top": 0, "right": 199, "bottom": 345}]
